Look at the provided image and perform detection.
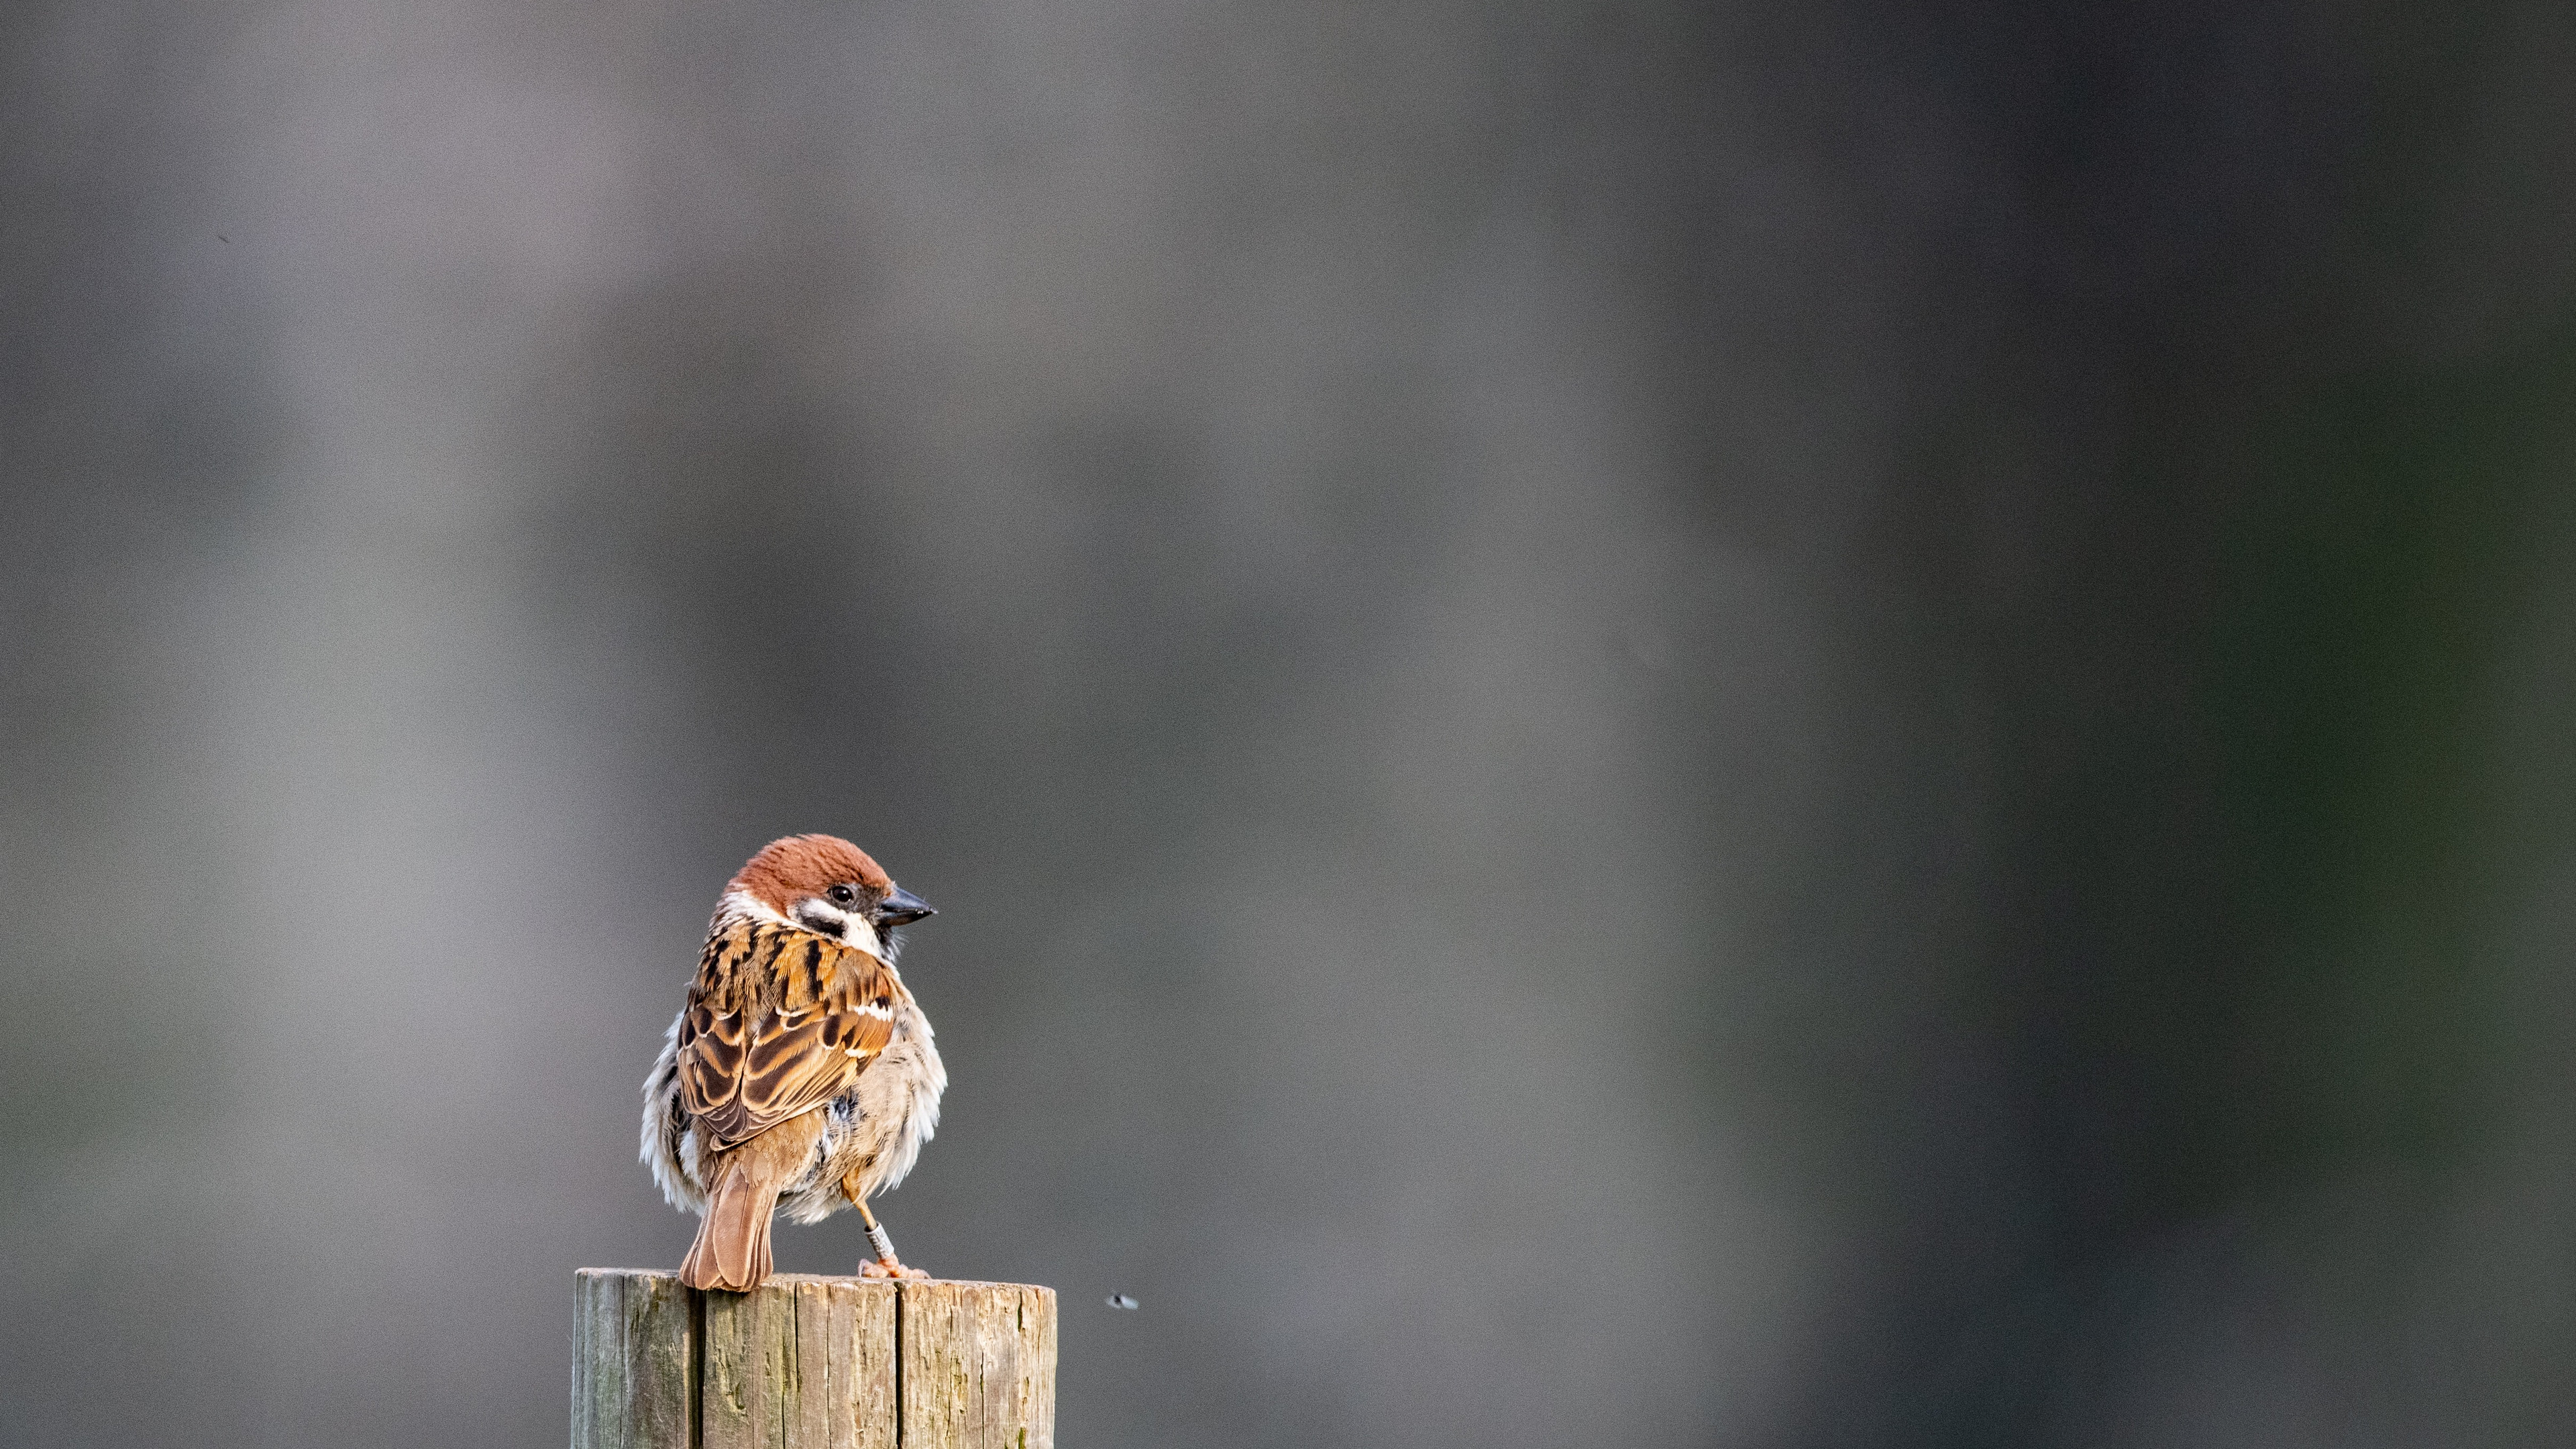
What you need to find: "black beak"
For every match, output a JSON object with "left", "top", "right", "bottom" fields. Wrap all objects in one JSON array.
[{"left": 871, "top": 885, "right": 936, "bottom": 927}]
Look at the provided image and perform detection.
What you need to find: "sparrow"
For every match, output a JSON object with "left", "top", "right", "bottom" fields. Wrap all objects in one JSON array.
[{"left": 642, "top": 834, "right": 947, "bottom": 1291}]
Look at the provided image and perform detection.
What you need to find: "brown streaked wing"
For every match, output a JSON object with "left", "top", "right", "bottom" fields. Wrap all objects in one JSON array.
[
  {"left": 681, "top": 928, "right": 902, "bottom": 1152},
  {"left": 678, "top": 1000, "right": 748, "bottom": 1115}
]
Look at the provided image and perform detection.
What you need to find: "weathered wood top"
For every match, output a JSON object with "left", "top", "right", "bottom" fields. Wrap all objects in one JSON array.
[{"left": 574, "top": 1269, "right": 1056, "bottom": 1449}]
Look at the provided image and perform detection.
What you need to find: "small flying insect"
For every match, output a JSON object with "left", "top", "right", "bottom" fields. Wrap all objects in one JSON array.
[{"left": 1106, "top": 1293, "right": 1139, "bottom": 1310}]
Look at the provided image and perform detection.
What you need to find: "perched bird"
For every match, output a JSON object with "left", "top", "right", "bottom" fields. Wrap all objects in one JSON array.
[{"left": 643, "top": 835, "right": 946, "bottom": 1291}]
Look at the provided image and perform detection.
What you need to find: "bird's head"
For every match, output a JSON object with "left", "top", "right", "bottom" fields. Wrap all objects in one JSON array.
[{"left": 724, "top": 833, "right": 936, "bottom": 961}]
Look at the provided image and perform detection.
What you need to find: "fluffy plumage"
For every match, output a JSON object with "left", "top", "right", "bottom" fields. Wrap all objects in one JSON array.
[{"left": 642, "top": 835, "right": 946, "bottom": 1290}]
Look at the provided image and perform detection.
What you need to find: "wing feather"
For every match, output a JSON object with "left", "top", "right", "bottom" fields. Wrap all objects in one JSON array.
[{"left": 679, "top": 921, "right": 899, "bottom": 1152}]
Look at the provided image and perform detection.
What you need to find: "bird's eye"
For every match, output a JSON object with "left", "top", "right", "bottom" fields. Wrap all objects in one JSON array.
[{"left": 827, "top": 884, "right": 857, "bottom": 906}]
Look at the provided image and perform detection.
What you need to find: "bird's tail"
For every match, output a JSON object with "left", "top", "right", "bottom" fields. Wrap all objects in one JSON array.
[{"left": 680, "top": 1155, "right": 782, "bottom": 1291}]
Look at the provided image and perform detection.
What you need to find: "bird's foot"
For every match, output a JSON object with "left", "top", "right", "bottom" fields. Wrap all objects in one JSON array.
[{"left": 859, "top": 1257, "right": 929, "bottom": 1281}]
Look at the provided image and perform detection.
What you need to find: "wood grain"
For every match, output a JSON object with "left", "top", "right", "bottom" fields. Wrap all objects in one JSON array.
[
  {"left": 699, "top": 1278, "right": 790, "bottom": 1448},
  {"left": 898, "top": 1281, "right": 1058, "bottom": 1449},
  {"left": 575, "top": 1271, "right": 1035, "bottom": 1448},
  {"left": 786, "top": 1276, "right": 899, "bottom": 1449},
  {"left": 574, "top": 1268, "right": 695, "bottom": 1449}
]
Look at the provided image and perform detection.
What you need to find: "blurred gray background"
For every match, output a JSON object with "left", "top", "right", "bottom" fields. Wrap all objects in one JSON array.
[{"left": 8, "top": 0, "right": 2576, "bottom": 1444}]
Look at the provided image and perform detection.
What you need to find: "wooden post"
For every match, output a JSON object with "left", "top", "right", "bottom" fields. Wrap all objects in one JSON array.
[{"left": 574, "top": 1271, "right": 1055, "bottom": 1449}]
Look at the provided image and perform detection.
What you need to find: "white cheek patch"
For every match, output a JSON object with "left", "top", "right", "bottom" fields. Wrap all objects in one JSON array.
[{"left": 841, "top": 913, "right": 883, "bottom": 959}]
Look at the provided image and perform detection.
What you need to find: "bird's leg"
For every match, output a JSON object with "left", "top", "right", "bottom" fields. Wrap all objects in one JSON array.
[{"left": 851, "top": 1195, "right": 927, "bottom": 1280}]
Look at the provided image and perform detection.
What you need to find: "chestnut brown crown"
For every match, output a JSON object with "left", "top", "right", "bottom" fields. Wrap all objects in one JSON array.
[{"left": 725, "top": 834, "right": 936, "bottom": 945}]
